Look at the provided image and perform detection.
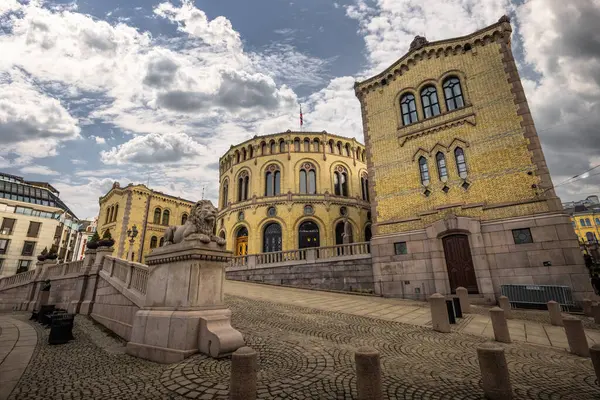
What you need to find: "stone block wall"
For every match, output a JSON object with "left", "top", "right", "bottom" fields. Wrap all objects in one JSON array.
[
  {"left": 90, "top": 277, "right": 139, "bottom": 341},
  {"left": 226, "top": 255, "right": 374, "bottom": 293},
  {"left": 0, "top": 282, "right": 34, "bottom": 311},
  {"left": 47, "top": 276, "right": 81, "bottom": 310}
]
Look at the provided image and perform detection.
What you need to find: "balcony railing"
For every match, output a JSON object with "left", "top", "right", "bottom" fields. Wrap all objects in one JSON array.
[{"left": 228, "top": 241, "right": 371, "bottom": 271}]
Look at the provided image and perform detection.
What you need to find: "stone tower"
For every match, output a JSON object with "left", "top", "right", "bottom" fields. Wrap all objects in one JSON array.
[{"left": 354, "top": 16, "right": 592, "bottom": 303}]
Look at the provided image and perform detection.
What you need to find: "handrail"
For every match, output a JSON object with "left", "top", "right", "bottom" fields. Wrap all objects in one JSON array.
[
  {"left": 316, "top": 242, "right": 370, "bottom": 259},
  {"left": 130, "top": 264, "right": 149, "bottom": 294},
  {"left": 46, "top": 264, "right": 63, "bottom": 277},
  {"left": 256, "top": 248, "right": 306, "bottom": 265},
  {"left": 0, "top": 269, "right": 36, "bottom": 288},
  {"left": 65, "top": 260, "right": 84, "bottom": 275}
]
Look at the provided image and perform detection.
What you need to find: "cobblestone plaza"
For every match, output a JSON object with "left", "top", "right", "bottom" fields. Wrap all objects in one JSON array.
[{"left": 2, "top": 282, "right": 600, "bottom": 399}]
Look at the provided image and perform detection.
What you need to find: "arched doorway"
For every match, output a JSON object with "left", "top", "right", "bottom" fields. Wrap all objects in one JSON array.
[
  {"left": 335, "top": 221, "right": 345, "bottom": 245},
  {"left": 263, "top": 223, "right": 282, "bottom": 253},
  {"left": 235, "top": 226, "right": 248, "bottom": 256},
  {"left": 442, "top": 234, "right": 479, "bottom": 294},
  {"left": 298, "top": 220, "right": 320, "bottom": 249},
  {"left": 364, "top": 225, "right": 372, "bottom": 242}
]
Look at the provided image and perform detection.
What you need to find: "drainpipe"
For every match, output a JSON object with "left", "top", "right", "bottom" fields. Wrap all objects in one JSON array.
[{"left": 138, "top": 193, "right": 152, "bottom": 263}]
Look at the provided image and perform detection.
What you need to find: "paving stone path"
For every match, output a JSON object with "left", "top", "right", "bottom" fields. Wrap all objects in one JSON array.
[{"left": 3, "top": 293, "right": 600, "bottom": 399}]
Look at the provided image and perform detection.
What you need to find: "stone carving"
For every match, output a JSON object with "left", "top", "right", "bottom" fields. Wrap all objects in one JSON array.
[
  {"left": 409, "top": 35, "right": 429, "bottom": 51},
  {"left": 162, "top": 200, "right": 226, "bottom": 246},
  {"left": 498, "top": 15, "right": 510, "bottom": 24}
]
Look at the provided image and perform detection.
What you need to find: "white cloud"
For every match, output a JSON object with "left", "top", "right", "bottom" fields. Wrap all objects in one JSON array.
[
  {"left": 92, "top": 136, "right": 106, "bottom": 144},
  {"left": 100, "top": 132, "right": 206, "bottom": 165},
  {"left": 71, "top": 159, "right": 87, "bottom": 165},
  {"left": 20, "top": 165, "right": 60, "bottom": 176}
]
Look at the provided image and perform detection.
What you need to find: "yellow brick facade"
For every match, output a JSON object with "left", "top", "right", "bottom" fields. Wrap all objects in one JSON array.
[
  {"left": 97, "top": 183, "right": 194, "bottom": 263},
  {"left": 355, "top": 19, "right": 561, "bottom": 235},
  {"left": 217, "top": 131, "right": 371, "bottom": 254},
  {"left": 571, "top": 213, "right": 600, "bottom": 244}
]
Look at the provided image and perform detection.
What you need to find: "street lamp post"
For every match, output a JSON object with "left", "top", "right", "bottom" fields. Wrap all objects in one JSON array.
[{"left": 127, "top": 225, "right": 139, "bottom": 262}]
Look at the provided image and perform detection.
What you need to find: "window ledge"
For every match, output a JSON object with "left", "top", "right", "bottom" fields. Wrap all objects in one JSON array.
[{"left": 397, "top": 105, "right": 475, "bottom": 146}]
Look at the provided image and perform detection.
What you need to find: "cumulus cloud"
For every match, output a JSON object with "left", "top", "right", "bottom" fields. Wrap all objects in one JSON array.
[
  {"left": 92, "top": 136, "right": 106, "bottom": 144},
  {"left": 100, "top": 132, "right": 205, "bottom": 165},
  {"left": 20, "top": 165, "right": 60, "bottom": 176}
]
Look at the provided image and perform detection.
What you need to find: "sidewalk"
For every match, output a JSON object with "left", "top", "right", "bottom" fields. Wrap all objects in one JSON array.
[
  {"left": 224, "top": 280, "right": 600, "bottom": 349},
  {"left": 0, "top": 315, "right": 37, "bottom": 400}
]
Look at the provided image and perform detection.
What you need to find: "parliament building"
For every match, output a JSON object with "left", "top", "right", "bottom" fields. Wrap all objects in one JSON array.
[{"left": 354, "top": 16, "right": 590, "bottom": 302}]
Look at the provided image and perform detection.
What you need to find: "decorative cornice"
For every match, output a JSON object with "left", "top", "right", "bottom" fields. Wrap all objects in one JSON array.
[
  {"left": 399, "top": 107, "right": 476, "bottom": 146},
  {"left": 355, "top": 18, "right": 512, "bottom": 94},
  {"left": 146, "top": 253, "right": 231, "bottom": 265}
]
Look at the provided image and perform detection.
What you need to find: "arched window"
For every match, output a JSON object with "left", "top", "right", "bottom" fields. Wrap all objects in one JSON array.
[
  {"left": 580, "top": 219, "right": 586, "bottom": 227},
  {"left": 113, "top": 204, "right": 119, "bottom": 222},
  {"left": 345, "top": 144, "right": 351, "bottom": 157},
  {"left": 421, "top": 86, "right": 441, "bottom": 118},
  {"left": 159, "top": 237, "right": 164, "bottom": 247},
  {"left": 299, "top": 163, "right": 317, "bottom": 194},
  {"left": 304, "top": 138, "right": 310, "bottom": 152},
  {"left": 335, "top": 221, "right": 346, "bottom": 245},
  {"left": 162, "top": 210, "right": 170, "bottom": 226},
  {"left": 150, "top": 236, "right": 158, "bottom": 249},
  {"left": 153, "top": 208, "right": 161, "bottom": 224},
  {"left": 419, "top": 157, "right": 430, "bottom": 185},
  {"left": 454, "top": 147, "right": 467, "bottom": 178},
  {"left": 596, "top": 218, "right": 600, "bottom": 226},
  {"left": 333, "top": 167, "right": 348, "bottom": 197},
  {"left": 261, "top": 142, "right": 266, "bottom": 155},
  {"left": 443, "top": 77, "right": 465, "bottom": 111},
  {"left": 236, "top": 151, "right": 240, "bottom": 164},
  {"left": 222, "top": 181, "right": 229, "bottom": 208},
  {"left": 328, "top": 141, "right": 334, "bottom": 153},
  {"left": 237, "top": 171, "right": 249, "bottom": 201},
  {"left": 106, "top": 207, "right": 112, "bottom": 224},
  {"left": 279, "top": 139, "right": 285, "bottom": 153},
  {"left": 436, "top": 152, "right": 448, "bottom": 181},
  {"left": 181, "top": 214, "right": 188, "bottom": 224},
  {"left": 400, "top": 93, "right": 418, "bottom": 125},
  {"left": 298, "top": 220, "right": 320, "bottom": 248},
  {"left": 263, "top": 223, "right": 282, "bottom": 253},
  {"left": 313, "top": 139, "right": 320, "bottom": 152},
  {"left": 265, "top": 165, "right": 281, "bottom": 196},
  {"left": 362, "top": 150, "right": 366, "bottom": 162},
  {"left": 337, "top": 142, "right": 342, "bottom": 155},
  {"left": 270, "top": 140, "right": 276, "bottom": 154},
  {"left": 587, "top": 232, "right": 597, "bottom": 243},
  {"left": 360, "top": 173, "right": 369, "bottom": 201},
  {"left": 248, "top": 145, "right": 253, "bottom": 159},
  {"left": 294, "top": 138, "right": 300, "bottom": 152},
  {"left": 242, "top": 148, "right": 247, "bottom": 161},
  {"left": 586, "top": 218, "right": 592, "bottom": 227}
]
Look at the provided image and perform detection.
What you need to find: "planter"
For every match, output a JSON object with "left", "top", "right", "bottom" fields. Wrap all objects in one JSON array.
[
  {"left": 46, "top": 254, "right": 58, "bottom": 260},
  {"left": 98, "top": 239, "right": 115, "bottom": 247},
  {"left": 37, "top": 255, "right": 47, "bottom": 262},
  {"left": 86, "top": 241, "right": 99, "bottom": 250}
]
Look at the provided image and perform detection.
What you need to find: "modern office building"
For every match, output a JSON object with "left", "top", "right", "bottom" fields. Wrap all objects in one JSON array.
[{"left": 0, "top": 172, "right": 80, "bottom": 277}]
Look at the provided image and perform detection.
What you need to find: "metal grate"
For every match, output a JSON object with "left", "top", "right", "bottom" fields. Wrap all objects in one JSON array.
[{"left": 500, "top": 284, "right": 575, "bottom": 311}]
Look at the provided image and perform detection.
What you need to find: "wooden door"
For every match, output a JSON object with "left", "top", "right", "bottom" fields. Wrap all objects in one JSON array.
[
  {"left": 236, "top": 236, "right": 248, "bottom": 256},
  {"left": 442, "top": 234, "right": 479, "bottom": 294}
]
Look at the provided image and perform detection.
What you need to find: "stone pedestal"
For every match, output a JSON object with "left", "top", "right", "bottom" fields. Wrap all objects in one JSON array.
[
  {"left": 456, "top": 286, "right": 470, "bottom": 314},
  {"left": 490, "top": 307, "right": 511, "bottom": 343},
  {"left": 547, "top": 301, "right": 563, "bottom": 326},
  {"left": 126, "top": 236, "right": 244, "bottom": 363},
  {"left": 498, "top": 296, "right": 512, "bottom": 319},
  {"left": 80, "top": 247, "right": 112, "bottom": 315},
  {"left": 429, "top": 293, "right": 450, "bottom": 333}
]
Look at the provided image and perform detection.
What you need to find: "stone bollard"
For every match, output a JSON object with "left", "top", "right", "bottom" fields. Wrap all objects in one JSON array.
[
  {"left": 230, "top": 347, "right": 257, "bottom": 400},
  {"left": 547, "top": 301, "right": 563, "bottom": 326},
  {"left": 355, "top": 347, "right": 383, "bottom": 400},
  {"left": 593, "top": 304, "right": 600, "bottom": 324},
  {"left": 490, "top": 307, "right": 511, "bottom": 343},
  {"left": 476, "top": 343, "right": 513, "bottom": 400},
  {"left": 456, "top": 286, "right": 471, "bottom": 314},
  {"left": 429, "top": 293, "right": 451, "bottom": 333},
  {"left": 590, "top": 345, "right": 600, "bottom": 385},
  {"left": 498, "top": 296, "right": 512, "bottom": 319},
  {"left": 563, "top": 316, "right": 589, "bottom": 357},
  {"left": 583, "top": 299, "right": 593, "bottom": 317}
]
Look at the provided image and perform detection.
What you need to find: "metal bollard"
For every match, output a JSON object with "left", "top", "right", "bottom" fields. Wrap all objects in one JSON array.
[
  {"left": 446, "top": 300, "right": 456, "bottom": 324},
  {"left": 477, "top": 343, "right": 513, "bottom": 399},
  {"left": 230, "top": 347, "right": 257, "bottom": 400},
  {"left": 429, "top": 293, "right": 450, "bottom": 333},
  {"left": 355, "top": 347, "right": 383, "bottom": 400},
  {"left": 547, "top": 301, "right": 563, "bottom": 326},
  {"left": 452, "top": 297, "right": 463, "bottom": 318},
  {"left": 563, "top": 316, "right": 589, "bottom": 357}
]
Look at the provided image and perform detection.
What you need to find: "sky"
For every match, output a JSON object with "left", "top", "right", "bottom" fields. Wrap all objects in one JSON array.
[{"left": 1, "top": 0, "right": 599, "bottom": 220}]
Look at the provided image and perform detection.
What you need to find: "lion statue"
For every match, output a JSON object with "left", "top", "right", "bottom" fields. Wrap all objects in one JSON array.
[{"left": 162, "top": 200, "right": 226, "bottom": 246}]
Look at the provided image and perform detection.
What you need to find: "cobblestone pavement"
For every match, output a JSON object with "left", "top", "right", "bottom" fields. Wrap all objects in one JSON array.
[
  {"left": 5, "top": 293, "right": 600, "bottom": 399},
  {"left": 224, "top": 281, "right": 600, "bottom": 348}
]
